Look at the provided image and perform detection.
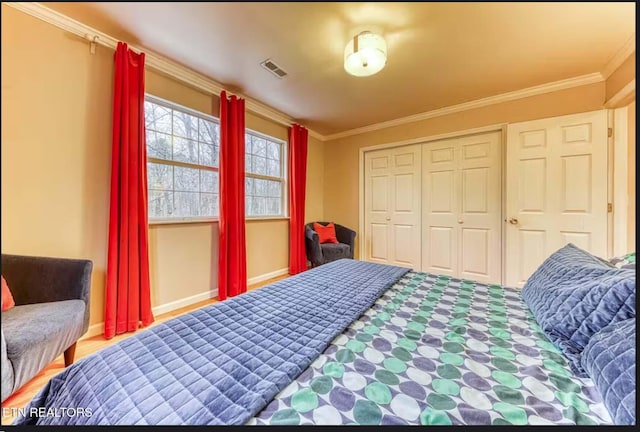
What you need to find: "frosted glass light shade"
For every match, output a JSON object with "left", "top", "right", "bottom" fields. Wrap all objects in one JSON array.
[{"left": 344, "top": 31, "right": 387, "bottom": 77}]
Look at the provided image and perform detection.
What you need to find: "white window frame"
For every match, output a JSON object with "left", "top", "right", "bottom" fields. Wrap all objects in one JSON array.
[
  {"left": 145, "top": 94, "right": 289, "bottom": 224},
  {"left": 145, "top": 93, "right": 220, "bottom": 224},
  {"left": 244, "top": 128, "right": 288, "bottom": 220}
]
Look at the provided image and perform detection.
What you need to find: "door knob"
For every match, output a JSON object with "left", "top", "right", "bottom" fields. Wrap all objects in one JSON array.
[
  {"left": 457, "top": 220, "right": 463, "bottom": 224},
  {"left": 509, "top": 218, "right": 519, "bottom": 225}
]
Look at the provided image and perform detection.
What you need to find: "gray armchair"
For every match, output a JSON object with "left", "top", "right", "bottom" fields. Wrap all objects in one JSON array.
[
  {"left": 1, "top": 254, "right": 92, "bottom": 402},
  {"left": 305, "top": 222, "right": 356, "bottom": 267}
]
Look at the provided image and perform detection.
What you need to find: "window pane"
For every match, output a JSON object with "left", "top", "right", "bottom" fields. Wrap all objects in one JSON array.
[
  {"left": 254, "top": 179, "right": 267, "bottom": 197},
  {"left": 146, "top": 131, "right": 172, "bottom": 160},
  {"left": 145, "top": 102, "right": 172, "bottom": 135},
  {"left": 267, "top": 159, "right": 280, "bottom": 177},
  {"left": 245, "top": 134, "right": 252, "bottom": 154},
  {"left": 245, "top": 196, "right": 254, "bottom": 214},
  {"left": 148, "top": 191, "right": 173, "bottom": 219},
  {"left": 200, "top": 193, "right": 217, "bottom": 216},
  {"left": 199, "top": 142, "right": 217, "bottom": 167},
  {"left": 267, "top": 198, "right": 281, "bottom": 216},
  {"left": 266, "top": 180, "right": 281, "bottom": 197},
  {"left": 267, "top": 141, "right": 280, "bottom": 160},
  {"left": 172, "top": 111, "right": 198, "bottom": 140},
  {"left": 198, "top": 119, "right": 217, "bottom": 144},
  {"left": 147, "top": 162, "right": 173, "bottom": 190},
  {"left": 173, "top": 137, "right": 199, "bottom": 165},
  {"left": 252, "top": 138, "right": 266, "bottom": 157},
  {"left": 245, "top": 177, "right": 254, "bottom": 195},
  {"left": 252, "top": 156, "right": 267, "bottom": 175},
  {"left": 253, "top": 196, "right": 266, "bottom": 216},
  {"left": 200, "top": 170, "right": 218, "bottom": 193},
  {"left": 174, "top": 192, "right": 199, "bottom": 217},
  {"left": 174, "top": 166, "right": 200, "bottom": 192}
]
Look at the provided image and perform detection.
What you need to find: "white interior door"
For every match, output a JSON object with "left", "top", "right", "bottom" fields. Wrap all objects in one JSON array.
[
  {"left": 364, "top": 145, "right": 421, "bottom": 269},
  {"left": 422, "top": 131, "right": 502, "bottom": 284},
  {"left": 505, "top": 110, "right": 608, "bottom": 287}
]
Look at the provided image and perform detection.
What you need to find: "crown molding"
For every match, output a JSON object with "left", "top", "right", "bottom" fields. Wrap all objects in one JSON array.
[
  {"left": 324, "top": 72, "right": 605, "bottom": 141},
  {"left": 4, "top": 2, "right": 326, "bottom": 141},
  {"left": 601, "top": 35, "right": 636, "bottom": 79}
]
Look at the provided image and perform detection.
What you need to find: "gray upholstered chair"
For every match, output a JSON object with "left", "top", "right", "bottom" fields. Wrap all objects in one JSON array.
[
  {"left": 1, "top": 254, "right": 92, "bottom": 402},
  {"left": 305, "top": 222, "right": 356, "bottom": 267}
]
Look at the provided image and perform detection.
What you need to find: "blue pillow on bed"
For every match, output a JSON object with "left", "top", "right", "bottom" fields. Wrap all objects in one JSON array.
[
  {"left": 522, "top": 243, "right": 635, "bottom": 376},
  {"left": 581, "top": 318, "right": 636, "bottom": 425}
]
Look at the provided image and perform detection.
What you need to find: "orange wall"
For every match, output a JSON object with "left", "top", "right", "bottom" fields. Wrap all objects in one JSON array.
[{"left": 323, "top": 82, "right": 607, "bottom": 258}]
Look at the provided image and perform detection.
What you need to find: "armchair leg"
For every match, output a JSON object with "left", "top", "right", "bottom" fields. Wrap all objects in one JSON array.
[{"left": 64, "top": 342, "right": 77, "bottom": 367}]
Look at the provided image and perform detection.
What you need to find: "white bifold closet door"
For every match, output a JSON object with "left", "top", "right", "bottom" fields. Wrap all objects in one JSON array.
[
  {"left": 364, "top": 144, "right": 422, "bottom": 269},
  {"left": 421, "top": 131, "right": 503, "bottom": 284},
  {"left": 505, "top": 110, "right": 608, "bottom": 287}
]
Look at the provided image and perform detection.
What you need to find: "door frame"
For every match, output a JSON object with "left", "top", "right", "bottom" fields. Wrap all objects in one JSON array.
[
  {"left": 358, "top": 123, "right": 507, "bottom": 277},
  {"left": 358, "top": 110, "right": 625, "bottom": 282}
]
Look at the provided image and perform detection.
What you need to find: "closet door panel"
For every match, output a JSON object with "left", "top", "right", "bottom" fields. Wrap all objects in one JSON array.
[
  {"left": 364, "top": 150, "right": 392, "bottom": 264},
  {"left": 422, "top": 139, "right": 459, "bottom": 277},
  {"left": 457, "top": 132, "right": 502, "bottom": 284},
  {"left": 389, "top": 145, "right": 422, "bottom": 269}
]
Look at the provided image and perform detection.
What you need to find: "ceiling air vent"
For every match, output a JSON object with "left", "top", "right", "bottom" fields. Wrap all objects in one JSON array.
[{"left": 260, "top": 59, "right": 288, "bottom": 79}]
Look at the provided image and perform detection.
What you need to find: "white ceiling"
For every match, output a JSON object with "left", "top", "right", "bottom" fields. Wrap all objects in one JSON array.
[{"left": 44, "top": 2, "right": 636, "bottom": 135}]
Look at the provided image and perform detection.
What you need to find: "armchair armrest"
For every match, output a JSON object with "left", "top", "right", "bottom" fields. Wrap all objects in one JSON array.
[
  {"left": 1, "top": 254, "right": 92, "bottom": 332},
  {"left": 335, "top": 225, "right": 357, "bottom": 259},
  {"left": 305, "top": 227, "right": 323, "bottom": 266}
]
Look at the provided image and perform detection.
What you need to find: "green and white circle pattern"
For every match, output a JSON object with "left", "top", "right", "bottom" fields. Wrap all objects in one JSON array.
[{"left": 249, "top": 272, "right": 612, "bottom": 425}]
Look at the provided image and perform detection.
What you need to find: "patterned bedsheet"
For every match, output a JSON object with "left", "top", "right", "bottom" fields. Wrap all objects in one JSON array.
[{"left": 250, "top": 271, "right": 613, "bottom": 425}]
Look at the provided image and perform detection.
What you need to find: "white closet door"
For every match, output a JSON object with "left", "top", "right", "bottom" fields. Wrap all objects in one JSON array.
[
  {"left": 364, "top": 145, "right": 421, "bottom": 269},
  {"left": 505, "top": 110, "right": 608, "bottom": 288},
  {"left": 422, "top": 131, "right": 502, "bottom": 284},
  {"left": 458, "top": 132, "right": 502, "bottom": 284},
  {"left": 421, "top": 139, "right": 459, "bottom": 277}
]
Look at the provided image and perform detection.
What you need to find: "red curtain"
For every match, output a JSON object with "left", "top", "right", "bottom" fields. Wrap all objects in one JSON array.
[
  {"left": 104, "top": 42, "right": 154, "bottom": 339},
  {"left": 218, "top": 91, "right": 247, "bottom": 300},
  {"left": 288, "top": 124, "right": 309, "bottom": 275}
]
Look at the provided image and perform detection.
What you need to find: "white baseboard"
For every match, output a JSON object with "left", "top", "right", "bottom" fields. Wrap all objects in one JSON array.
[
  {"left": 247, "top": 267, "right": 289, "bottom": 285},
  {"left": 82, "top": 267, "right": 289, "bottom": 339}
]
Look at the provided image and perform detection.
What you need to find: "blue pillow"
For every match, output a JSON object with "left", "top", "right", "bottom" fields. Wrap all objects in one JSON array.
[
  {"left": 581, "top": 318, "right": 636, "bottom": 425},
  {"left": 522, "top": 243, "right": 635, "bottom": 376}
]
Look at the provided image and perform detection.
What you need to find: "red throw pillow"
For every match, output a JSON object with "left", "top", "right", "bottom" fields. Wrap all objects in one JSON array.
[
  {"left": 1, "top": 275, "right": 15, "bottom": 312},
  {"left": 314, "top": 222, "right": 339, "bottom": 244}
]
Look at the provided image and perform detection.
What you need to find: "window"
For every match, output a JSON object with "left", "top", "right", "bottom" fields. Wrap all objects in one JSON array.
[
  {"left": 245, "top": 131, "right": 286, "bottom": 218},
  {"left": 144, "top": 95, "right": 287, "bottom": 222},
  {"left": 144, "top": 95, "right": 219, "bottom": 221}
]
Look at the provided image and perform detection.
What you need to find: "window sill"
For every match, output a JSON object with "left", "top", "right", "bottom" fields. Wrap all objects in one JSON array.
[{"left": 149, "top": 216, "right": 290, "bottom": 226}]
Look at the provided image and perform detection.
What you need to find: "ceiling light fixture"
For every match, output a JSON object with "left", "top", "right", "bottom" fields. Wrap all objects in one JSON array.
[{"left": 344, "top": 31, "right": 387, "bottom": 77}]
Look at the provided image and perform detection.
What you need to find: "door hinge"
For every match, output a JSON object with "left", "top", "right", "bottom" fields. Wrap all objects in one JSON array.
[
  {"left": 608, "top": 127, "right": 613, "bottom": 138},
  {"left": 607, "top": 203, "right": 613, "bottom": 213}
]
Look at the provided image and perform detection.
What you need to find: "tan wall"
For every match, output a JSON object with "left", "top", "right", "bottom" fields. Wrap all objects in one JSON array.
[
  {"left": 324, "top": 82, "right": 606, "bottom": 258},
  {"left": 605, "top": 52, "right": 636, "bottom": 102},
  {"left": 1, "top": 5, "right": 113, "bottom": 326},
  {"left": 1, "top": 6, "right": 325, "bottom": 328},
  {"left": 627, "top": 101, "right": 635, "bottom": 251}
]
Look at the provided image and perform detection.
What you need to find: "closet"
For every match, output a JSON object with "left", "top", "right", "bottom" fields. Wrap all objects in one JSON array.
[
  {"left": 363, "top": 131, "right": 502, "bottom": 284},
  {"left": 361, "top": 109, "right": 611, "bottom": 287}
]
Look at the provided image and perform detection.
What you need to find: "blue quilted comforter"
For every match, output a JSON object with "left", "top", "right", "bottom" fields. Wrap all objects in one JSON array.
[
  {"left": 14, "top": 259, "right": 409, "bottom": 425},
  {"left": 521, "top": 244, "right": 635, "bottom": 376},
  {"left": 581, "top": 318, "right": 636, "bottom": 425}
]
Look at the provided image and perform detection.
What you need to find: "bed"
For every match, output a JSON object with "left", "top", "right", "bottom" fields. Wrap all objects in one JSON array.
[{"left": 13, "top": 246, "right": 635, "bottom": 426}]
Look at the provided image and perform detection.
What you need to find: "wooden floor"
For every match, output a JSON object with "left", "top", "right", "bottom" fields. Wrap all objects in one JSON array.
[{"left": 0, "top": 275, "right": 286, "bottom": 425}]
